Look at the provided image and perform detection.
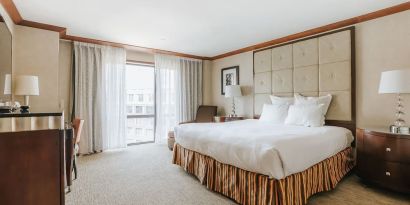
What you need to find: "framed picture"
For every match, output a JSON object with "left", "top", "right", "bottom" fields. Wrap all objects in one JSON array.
[{"left": 221, "top": 66, "right": 239, "bottom": 95}]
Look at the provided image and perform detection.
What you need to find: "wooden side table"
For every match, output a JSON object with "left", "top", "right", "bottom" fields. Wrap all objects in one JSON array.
[
  {"left": 356, "top": 127, "right": 410, "bottom": 194},
  {"left": 214, "top": 116, "right": 244, "bottom": 123}
]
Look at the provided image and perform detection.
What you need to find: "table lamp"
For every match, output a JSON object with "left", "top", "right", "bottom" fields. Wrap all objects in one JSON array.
[
  {"left": 225, "top": 85, "right": 242, "bottom": 117},
  {"left": 379, "top": 69, "right": 410, "bottom": 133},
  {"left": 14, "top": 75, "right": 39, "bottom": 113},
  {"left": 3, "top": 74, "right": 11, "bottom": 95}
]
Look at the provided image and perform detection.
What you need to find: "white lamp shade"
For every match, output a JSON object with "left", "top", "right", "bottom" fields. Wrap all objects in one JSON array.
[
  {"left": 14, "top": 75, "right": 40, "bottom": 96},
  {"left": 225, "top": 85, "right": 242, "bottom": 98},
  {"left": 379, "top": 69, "right": 410, "bottom": 94},
  {"left": 3, "top": 74, "right": 11, "bottom": 95}
]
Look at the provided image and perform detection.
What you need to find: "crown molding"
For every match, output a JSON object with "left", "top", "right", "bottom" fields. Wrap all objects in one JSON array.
[
  {"left": 1, "top": 0, "right": 409, "bottom": 61},
  {"left": 62, "top": 35, "right": 212, "bottom": 60},
  {"left": 0, "top": 0, "right": 22, "bottom": 24},
  {"left": 210, "top": 2, "right": 410, "bottom": 60}
]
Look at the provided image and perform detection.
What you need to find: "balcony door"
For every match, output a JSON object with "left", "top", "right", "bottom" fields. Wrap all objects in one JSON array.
[{"left": 126, "top": 62, "right": 155, "bottom": 145}]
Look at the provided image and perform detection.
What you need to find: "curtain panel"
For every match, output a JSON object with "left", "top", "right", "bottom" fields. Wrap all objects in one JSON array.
[
  {"left": 73, "top": 42, "right": 127, "bottom": 154},
  {"left": 154, "top": 54, "right": 203, "bottom": 142}
]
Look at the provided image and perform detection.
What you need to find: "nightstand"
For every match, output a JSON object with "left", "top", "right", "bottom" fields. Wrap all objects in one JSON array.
[
  {"left": 214, "top": 116, "right": 244, "bottom": 123},
  {"left": 356, "top": 128, "right": 410, "bottom": 194}
]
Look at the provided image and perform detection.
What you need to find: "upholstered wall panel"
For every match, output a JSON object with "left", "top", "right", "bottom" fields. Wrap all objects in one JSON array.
[
  {"left": 299, "top": 92, "right": 319, "bottom": 97},
  {"left": 271, "top": 93, "right": 293, "bottom": 97},
  {"left": 320, "top": 91, "right": 352, "bottom": 121},
  {"left": 272, "top": 69, "right": 293, "bottom": 93},
  {"left": 294, "top": 65, "right": 319, "bottom": 93},
  {"left": 293, "top": 38, "right": 318, "bottom": 68},
  {"left": 254, "top": 49, "right": 272, "bottom": 73},
  {"left": 254, "top": 72, "right": 271, "bottom": 93},
  {"left": 319, "top": 61, "right": 351, "bottom": 91},
  {"left": 254, "top": 94, "right": 271, "bottom": 115},
  {"left": 254, "top": 28, "right": 353, "bottom": 122},
  {"left": 272, "top": 45, "right": 293, "bottom": 70},
  {"left": 319, "top": 30, "right": 351, "bottom": 64}
]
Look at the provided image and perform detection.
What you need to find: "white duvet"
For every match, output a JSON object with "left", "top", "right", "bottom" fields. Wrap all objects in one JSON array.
[{"left": 174, "top": 119, "right": 353, "bottom": 179}]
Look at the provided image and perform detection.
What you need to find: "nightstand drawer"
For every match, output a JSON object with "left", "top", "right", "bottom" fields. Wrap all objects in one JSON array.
[
  {"left": 358, "top": 158, "right": 410, "bottom": 193},
  {"left": 363, "top": 132, "right": 410, "bottom": 163}
]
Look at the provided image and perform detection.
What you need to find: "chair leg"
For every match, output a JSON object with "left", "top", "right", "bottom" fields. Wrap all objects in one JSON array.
[
  {"left": 73, "top": 157, "right": 78, "bottom": 180},
  {"left": 65, "top": 186, "right": 71, "bottom": 194}
]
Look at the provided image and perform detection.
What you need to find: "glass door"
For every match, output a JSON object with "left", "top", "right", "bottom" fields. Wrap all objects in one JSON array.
[{"left": 126, "top": 63, "right": 155, "bottom": 145}]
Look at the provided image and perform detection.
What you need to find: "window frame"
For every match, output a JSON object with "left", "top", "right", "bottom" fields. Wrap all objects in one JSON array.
[{"left": 126, "top": 61, "right": 156, "bottom": 145}]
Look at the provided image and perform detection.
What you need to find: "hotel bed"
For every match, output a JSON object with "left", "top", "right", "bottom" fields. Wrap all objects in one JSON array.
[
  {"left": 175, "top": 120, "right": 353, "bottom": 179},
  {"left": 172, "top": 120, "right": 354, "bottom": 205},
  {"left": 172, "top": 28, "right": 356, "bottom": 205}
]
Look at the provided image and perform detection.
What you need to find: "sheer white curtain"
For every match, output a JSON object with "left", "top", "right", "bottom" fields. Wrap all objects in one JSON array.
[
  {"left": 155, "top": 55, "right": 179, "bottom": 143},
  {"left": 155, "top": 54, "right": 202, "bottom": 142},
  {"left": 177, "top": 58, "right": 203, "bottom": 123},
  {"left": 73, "top": 42, "right": 127, "bottom": 154},
  {"left": 101, "top": 46, "right": 127, "bottom": 150}
]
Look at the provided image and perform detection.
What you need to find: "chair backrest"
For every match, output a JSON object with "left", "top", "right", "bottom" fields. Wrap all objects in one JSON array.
[
  {"left": 195, "top": 105, "right": 217, "bottom": 123},
  {"left": 72, "top": 118, "right": 84, "bottom": 145}
]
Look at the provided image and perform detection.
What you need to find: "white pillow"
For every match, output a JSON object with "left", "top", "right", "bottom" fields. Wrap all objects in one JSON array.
[
  {"left": 294, "top": 94, "right": 332, "bottom": 115},
  {"left": 270, "top": 95, "right": 294, "bottom": 105},
  {"left": 259, "top": 104, "right": 289, "bottom": 124},
  {"left": 285, "top": 104, "right": 325, "bottom": 127}
]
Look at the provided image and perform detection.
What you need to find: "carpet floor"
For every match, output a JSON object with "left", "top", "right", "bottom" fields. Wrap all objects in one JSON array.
[{"left": 66, "top": 143, "right": 410, "bottom": 205}]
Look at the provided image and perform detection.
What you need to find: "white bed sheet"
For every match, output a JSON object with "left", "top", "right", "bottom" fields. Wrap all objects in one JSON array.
[{"left": 174, "top": 119, "right": 353, "bottom": 179}]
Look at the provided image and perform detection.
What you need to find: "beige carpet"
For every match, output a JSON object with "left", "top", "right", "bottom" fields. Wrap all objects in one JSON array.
[{"left": 66, "top": 143, "right": 410, "bottom": 205}]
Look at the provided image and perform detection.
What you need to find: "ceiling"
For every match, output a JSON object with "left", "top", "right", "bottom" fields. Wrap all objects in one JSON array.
[{"left": 13, "top": 0, "right": 409, "bottom": 57}]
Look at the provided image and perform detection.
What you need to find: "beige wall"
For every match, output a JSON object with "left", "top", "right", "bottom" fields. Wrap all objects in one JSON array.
[
  {"left": 210, "top": 10, "right": 410, "bottom": 127},
  {"left": 356, "top": 10, "right": 410, "bottom": 128},
  {"left": 13, "top": 25, "right": 61, "bottom": 113},
  {"left": 126, "top": 50, "right": 154, "bottom": 63},
  {"left": 59, "top": 41, "right": 73, "bottom": 121},
  {"left": 202, "top": 60, "right": 212, "bottom": 105},
  {"left": 211, "top": 51, "right": 254, "bottom": 117},
  {"left": 0, "top": 23, "right": 12, "bottom": 102},
  {"left": 7, "top": 9, "right": 409, "bottom": 128}
]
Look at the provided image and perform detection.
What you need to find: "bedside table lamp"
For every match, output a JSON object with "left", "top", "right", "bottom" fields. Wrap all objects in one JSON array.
[
  {"left": 3, "top": 74, "right": 11, "bottom": 95},
  {"left": 14, "top": 75, "right": 39, "bottom": 113},
  {"left": 225, "top": 85, "right": 242, "bottom": 117},
  {"left": 379, "top": 69, "right": 410, "bottom": 133}
]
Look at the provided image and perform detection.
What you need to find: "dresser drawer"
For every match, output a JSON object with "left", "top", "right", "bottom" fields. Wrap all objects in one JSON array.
[
  {"left": 358, "top": 157, "right": 410, "bottom": 193},
  {"left": 363, "top": 131, "right": 410, "bottom": 163}
]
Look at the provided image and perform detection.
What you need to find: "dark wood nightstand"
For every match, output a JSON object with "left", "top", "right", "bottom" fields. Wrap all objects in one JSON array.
[
  {"left": 214, "top": 116, "right": 244, "bottom": 123},
  {"left": 356, "top": 128, "right": 410, "bottom": 194}
]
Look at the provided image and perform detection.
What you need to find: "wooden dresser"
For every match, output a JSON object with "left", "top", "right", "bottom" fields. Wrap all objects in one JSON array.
[
  {"left": 356, "top": 128, "right": 410, "bottom": 193},
  {"left": 0, "top": 112, "right": 65, "bottom": 205}
]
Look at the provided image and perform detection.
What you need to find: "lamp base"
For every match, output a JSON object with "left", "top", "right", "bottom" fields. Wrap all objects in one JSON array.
[{"left": 20, "top": 105, "right": 30, "bottom": 113}]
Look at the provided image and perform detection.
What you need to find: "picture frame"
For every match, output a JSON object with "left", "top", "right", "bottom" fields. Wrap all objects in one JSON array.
[{"left": 221, "top": 66, "right": 239, "bottom": 95}]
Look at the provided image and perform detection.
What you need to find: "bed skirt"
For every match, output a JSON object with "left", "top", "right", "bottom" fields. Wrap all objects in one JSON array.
[{"left": 172, "top": 143, "right": 354, "bottom": 205}]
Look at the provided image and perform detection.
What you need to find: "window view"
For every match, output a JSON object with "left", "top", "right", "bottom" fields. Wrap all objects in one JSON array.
[{"left": 126, "top": 63, "right": 155, "bottom": 144}]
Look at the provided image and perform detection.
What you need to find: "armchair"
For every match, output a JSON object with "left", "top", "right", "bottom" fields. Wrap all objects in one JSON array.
[{"left": 168, "top": 105, "right": 217, "bottom": 150}]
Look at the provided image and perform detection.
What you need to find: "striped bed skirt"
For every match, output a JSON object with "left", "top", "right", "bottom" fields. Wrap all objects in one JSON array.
[{"left": 172, "top": 143, "right": 354, "bottom": 205}]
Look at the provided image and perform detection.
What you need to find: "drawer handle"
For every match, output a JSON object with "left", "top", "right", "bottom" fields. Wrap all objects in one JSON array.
[
  {"left": 385, "top": 171, "right": 391, "bottom": 176},
  {"left": 385, "top": 147, "right": 391, "bottom": 152}
]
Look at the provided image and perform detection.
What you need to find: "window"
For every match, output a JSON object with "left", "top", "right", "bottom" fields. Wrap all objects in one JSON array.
[
  {"left": 135, "top": 106, "right": 143, "bottom": 114},
  {"left": 148, "top": 94, "right": 153, "bottom": 103},
  {"left": 135, "top": 128, "right": 143, "bottom": 136},
  {"left": 126, "top": 63, "right": 155, "bottom": 145},
  {"left": 127, "top": 106, "right": 133, "bottom": 114},
  {"left": 137, "top": 94, "right": 143, "bottom": 102},
  {"left": 146, "top": 106, "right": 154, "bottom": 114}
]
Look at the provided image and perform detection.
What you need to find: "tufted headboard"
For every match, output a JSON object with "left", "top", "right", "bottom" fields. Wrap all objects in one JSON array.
[{"left": 253, "top": 27, "right": 356, "bottom": 133}]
